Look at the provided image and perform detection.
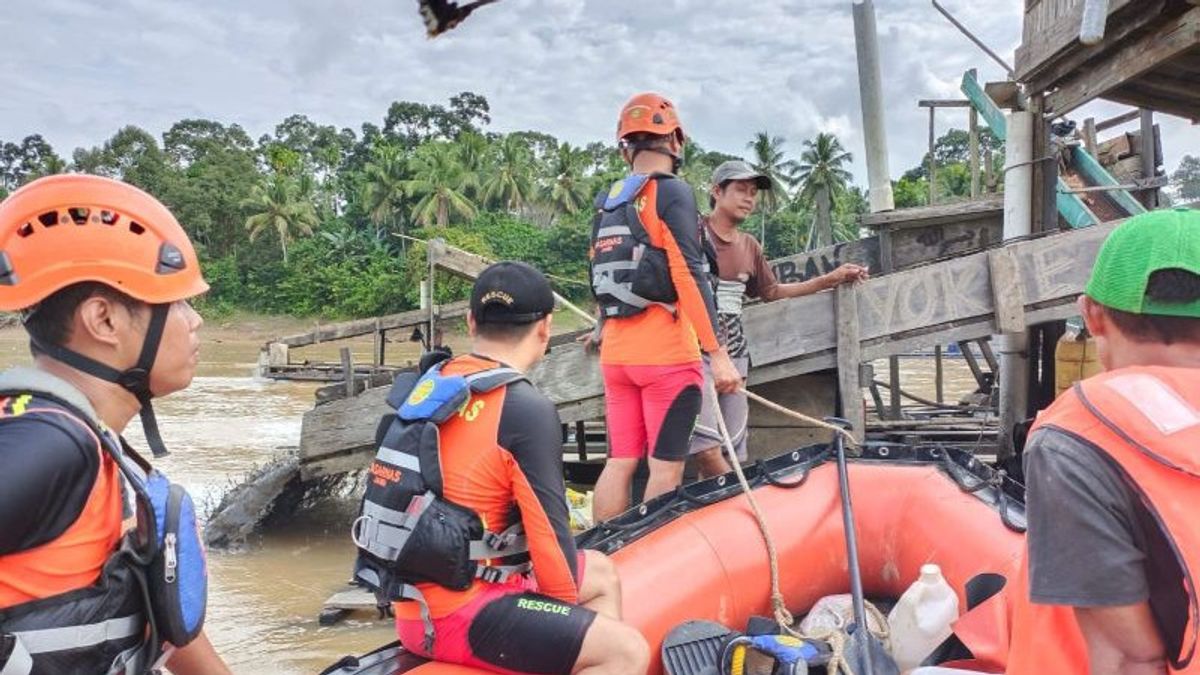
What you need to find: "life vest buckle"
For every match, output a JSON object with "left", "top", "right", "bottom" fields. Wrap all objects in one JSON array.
[
  {"left": 478, "top": 566, "right": 505, "bottom": 584},
  {"left": 483, "top": 530, "right": 518, "bottom": 552}
]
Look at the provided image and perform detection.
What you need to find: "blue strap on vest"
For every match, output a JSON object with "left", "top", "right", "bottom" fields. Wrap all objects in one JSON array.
[
  {"left": 398, "top": 365, "right": 470, "bottom": 425},
  {"left": 602, "top": 174, "right": 651, "bottom": 211}
]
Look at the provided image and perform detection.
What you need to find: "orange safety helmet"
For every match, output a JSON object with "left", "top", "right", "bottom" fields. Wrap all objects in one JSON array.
[
  {"left": 616, "top": 92, "right": 685, "bottom": 144},
  {"left": 0, "top": 174, "right": 209, "bottom": 312}
]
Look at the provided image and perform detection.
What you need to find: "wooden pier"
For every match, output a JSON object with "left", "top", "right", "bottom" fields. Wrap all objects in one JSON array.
[{"left": 298, "top": 220, "right": 1116, "bottom": 480}]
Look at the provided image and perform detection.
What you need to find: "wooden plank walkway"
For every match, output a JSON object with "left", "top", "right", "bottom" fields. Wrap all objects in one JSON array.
[{"left": 298, "top": 221, "right": 1116, "bottom": 480}]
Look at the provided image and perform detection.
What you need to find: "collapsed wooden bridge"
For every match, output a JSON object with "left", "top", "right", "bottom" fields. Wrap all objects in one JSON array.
[{"left": 297, "top": 218, "right": 1116, "bottom": 481}]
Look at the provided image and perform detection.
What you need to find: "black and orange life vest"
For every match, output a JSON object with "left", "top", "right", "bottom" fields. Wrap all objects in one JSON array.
[
  {"left": 1008, "top": 366, "right": 1200, "bottom": 674},
  {"left": 0, "top": 369, "right": 151, "bottom": 675}
]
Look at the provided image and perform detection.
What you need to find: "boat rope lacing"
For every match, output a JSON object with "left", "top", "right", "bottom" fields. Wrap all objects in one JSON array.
[{"left": 716, "top": 384, "right": 891, "bottom": 673}]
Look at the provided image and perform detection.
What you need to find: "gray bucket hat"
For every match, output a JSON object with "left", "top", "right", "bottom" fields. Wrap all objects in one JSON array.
[{"left": 711, "top": 160, "right": 772, "bottom": 190}]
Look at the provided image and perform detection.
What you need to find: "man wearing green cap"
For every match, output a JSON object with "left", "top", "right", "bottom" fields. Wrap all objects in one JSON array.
[
  {"left": 690, "top": 160, "right": 868, "bottom": 477},
  {"left": 1009, "top": 208, "right": 1200, "bottom": 675}
]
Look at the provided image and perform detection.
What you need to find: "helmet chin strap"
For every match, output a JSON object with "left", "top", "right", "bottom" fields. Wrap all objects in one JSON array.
[{"left": 31, "top": 304, "right": 172, "bottom": 458}]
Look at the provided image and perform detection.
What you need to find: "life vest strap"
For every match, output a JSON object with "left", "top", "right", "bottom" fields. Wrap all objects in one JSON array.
[
  {"left": 374, "top": 447, "right": 421, "bottom": 472},
  {"left": 0, "top": 635, "right": 32, "bottom": 675},
  {"left": 1, "top": 613, "right": 146, "bottom": 675},
  {"left": 8, "top": 614, "right": 142, "bottom": 655}
]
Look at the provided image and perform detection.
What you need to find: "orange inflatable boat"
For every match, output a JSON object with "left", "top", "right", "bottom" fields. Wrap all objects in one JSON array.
[{"left": 322, "top": 443, "right": 1027, "bottom": 675}]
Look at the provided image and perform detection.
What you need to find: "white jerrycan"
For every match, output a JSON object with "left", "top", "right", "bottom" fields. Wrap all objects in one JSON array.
[{"left": 887, "top": 563, "right": 960, "bottom": 672}]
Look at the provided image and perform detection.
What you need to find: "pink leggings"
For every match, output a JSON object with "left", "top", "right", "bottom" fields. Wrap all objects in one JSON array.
[{"left": 601, "top": 362, "right": 703, "bottom": 461}]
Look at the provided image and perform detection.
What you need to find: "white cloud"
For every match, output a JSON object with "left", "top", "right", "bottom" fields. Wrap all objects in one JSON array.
[{"left": 1, "top": 0, "right": 1196, "bottom": 181}]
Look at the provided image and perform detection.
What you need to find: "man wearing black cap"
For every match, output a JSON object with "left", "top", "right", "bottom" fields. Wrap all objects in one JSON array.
[
  {"left": 690, "top": 160, "right": 869, "bottom": 477},
  {"left": 390, "top": 261, "right": 649, "bottom": 675}
]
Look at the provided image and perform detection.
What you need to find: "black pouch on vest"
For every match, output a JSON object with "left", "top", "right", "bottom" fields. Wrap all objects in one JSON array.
[
  {"left": 631, "top": 244, "right": 678, "bottom": 304},
  {"left": 397, "top": 494, "right": 484, "bottom": 590}
]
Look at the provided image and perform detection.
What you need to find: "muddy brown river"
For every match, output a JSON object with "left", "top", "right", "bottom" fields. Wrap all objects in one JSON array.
[{"left": 0, "top": 321, "right": 981, "bottom": 674}]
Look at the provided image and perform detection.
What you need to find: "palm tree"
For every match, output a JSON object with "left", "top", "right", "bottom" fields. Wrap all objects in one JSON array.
[
  {"left": 746, "top": 132, "right": 799, "bottom": 243},
  {"left": 241, "top": 173, "right": 318, "bottom": 264},
  {"left": 543, "top": 142, "right": 590, "bottom": 219},
  {"left": 404, "top": 142, "right": 477, "bottom": 227},
  {"left": 454, "top": 132, "right": 489, "bottom": 199},
  {"left": 795, "top": 132, "right": 854, "bottom": 250},
  {"left": 361, "top": 144, "right": 408, "bottom": 239},
  {"left": 481, "top": 134, "right": 534, "bottom": 212}
]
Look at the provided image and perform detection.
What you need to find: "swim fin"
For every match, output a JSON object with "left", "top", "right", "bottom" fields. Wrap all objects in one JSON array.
[{"left": 661, "top": 620, "right": 735, "bottom": 675}]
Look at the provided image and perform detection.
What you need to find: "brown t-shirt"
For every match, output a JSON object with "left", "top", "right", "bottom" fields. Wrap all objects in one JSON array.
[{"left": 703, "top": 216, "right": 779, "bottom": 358}]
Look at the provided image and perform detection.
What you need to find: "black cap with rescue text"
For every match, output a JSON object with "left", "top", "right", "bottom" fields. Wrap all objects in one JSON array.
[{"left": 470, "top": 261, "right": 556, "bottom": 324}]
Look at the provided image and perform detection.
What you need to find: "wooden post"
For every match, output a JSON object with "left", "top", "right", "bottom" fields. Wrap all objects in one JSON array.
[
  {"left": 928, "top": 106, "right": 938, "bottom": 205},
  {"left": 1082, "top": 117, "right": 1098, "bottom": 157},
  {"left": 340, "top": 347, "right": 355, "bottom": 398},
  {"left": 835, "top": 285, "right": 865, "bottom": 442},
  {"left": 978, "top": 338, "right": 999, "bottom": 374},
  {"left": 958, "top": 341, "right": 986, "bottom": 389},
  {"left": 575, "top": 421, "right": 588, "bottom": 462},
  {"left": 934, "top": 345, "right": 944, "bottom": 404},
  {"left": 1139, "top": 108, "right": 1158, "bottom": 209},
  {"left": 878, "top": 228, "right": 901, "bottom": 421},
  {"left": 372, "top": 319, "right": 385, "bottom": 366},
  {"left": 984, "top": 146, "right": 995, "bottom": 193},
  {"left": 427, "top": 246, "right": 437, "bottom": 352},
  {"left": 969, "top": 107, "right": 981, "bottom": 199}
]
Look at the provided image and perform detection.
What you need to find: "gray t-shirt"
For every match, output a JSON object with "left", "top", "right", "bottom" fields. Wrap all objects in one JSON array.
[
  {"left": 1024, "top": 427, "right": 1150, "bottom": 605},
  {"left": 1024, "top": 425, "right": 1188, "bottom": 658}
]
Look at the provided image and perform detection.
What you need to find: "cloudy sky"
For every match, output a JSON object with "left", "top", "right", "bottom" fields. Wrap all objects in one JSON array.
[{"left": 2, "top": 0, "right": 1196, "bottom": 183}]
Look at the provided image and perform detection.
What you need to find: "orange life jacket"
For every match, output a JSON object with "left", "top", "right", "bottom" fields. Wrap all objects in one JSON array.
[
  {"left": 0, "top": 398, "right": 128, "bottom": 607},
  {"left": 0, "top": 369, "right": 152, "bottom": 675},
  {"left": 1008, "top": 366, "right": 1200, "bottom": 674}
]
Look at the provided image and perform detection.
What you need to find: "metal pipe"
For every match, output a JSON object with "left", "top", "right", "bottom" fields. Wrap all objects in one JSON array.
[
  {"left": 853, "top": 0, "right": 895, "bottom": 214},
  {"left": 998, "top": 111, "right": 1034, "bottom": 461},
  {"left": 1080, "top": 0, "right": 1111, "bottom": 46},
  {"left": 930, "top": 0, "right": 1015, "bottom": 79}
]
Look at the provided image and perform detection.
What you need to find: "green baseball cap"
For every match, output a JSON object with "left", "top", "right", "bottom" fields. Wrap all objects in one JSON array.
[{"left": 1085, "top": 207, "right": 1200, "bottom": 317}]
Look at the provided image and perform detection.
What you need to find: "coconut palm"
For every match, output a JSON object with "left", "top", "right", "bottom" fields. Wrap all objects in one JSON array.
[
  {"left": 481, "top": 134, "right": 534, "bottom": 212},
  {"left": 795, "top": 132, "right": 854, "bottom": 249},
  {"left": 543, "top": 142, "right": 590, "bottom": 218},
  {"left": 746, "top": 132, "right": 799, "bottom": 243},
  {"left": 455, "top": 131, "right": 489, "bottom": 198},
  {"left": 404, "top": 142, "right": 477, "bottom": 227},
  {"left": 361, "top": 144, "right": 409, "bottom": 239},
  {"left": 241, "top": 173, "right": 318, "bottom": 264}
]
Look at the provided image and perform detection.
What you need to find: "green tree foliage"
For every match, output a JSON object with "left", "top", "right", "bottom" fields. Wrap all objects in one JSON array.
[
  {"left": 0, "top": 135, "right": 65, "bottom": 193},
  {"left": 404, "top": 142, "right": 478, "bottom": 227},
  {"left": 542, "top": 142, "right": 591, "bottom": 219},
  {"left": 795, "top": 133, "right": 853, "bottom": 249},
  {"left": 361, "top": 144, "right": 410, "bottom": 238},
  {"left": 746, "top": 132, "right": 800, "bottom": 243},
  {"left": 6, "top": 92, "right": 882, "bottom": 319},
  {"left": 903, "top": 128, "right": 1003, "bottom": 181},
  {"left": 1172, "top": 155, "right": 1200, "bottom": 201},
  {"left": 481, "top": 135, "right": 534, "bottom": 211},
  {"left": 241, "top": 173, "right": 319, "bottom": 264}
]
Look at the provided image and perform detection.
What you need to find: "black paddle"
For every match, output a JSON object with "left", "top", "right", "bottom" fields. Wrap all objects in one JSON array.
[{"left": 827, "top": 417, "right": 899, "bottom": 675}]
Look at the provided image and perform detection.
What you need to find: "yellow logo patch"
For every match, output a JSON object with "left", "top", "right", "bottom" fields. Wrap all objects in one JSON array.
[
  {"left": 608, "top": 180, "right": 625, "bottom": 199},
  {"left": 407, "top": 379, "right": 435, "bottom": 406}
]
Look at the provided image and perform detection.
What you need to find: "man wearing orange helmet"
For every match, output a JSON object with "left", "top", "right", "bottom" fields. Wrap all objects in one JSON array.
[
  {"left": 589, "top": 93, "right": 741, "bottom": 522},
  {"left": 0, "top": 175, "right": 230, "bottom": 674}
]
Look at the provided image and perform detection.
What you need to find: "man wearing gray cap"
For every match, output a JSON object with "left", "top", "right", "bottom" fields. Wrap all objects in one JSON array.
[{"left": 690, "top": 160, "right": 869, "bottom": 477}]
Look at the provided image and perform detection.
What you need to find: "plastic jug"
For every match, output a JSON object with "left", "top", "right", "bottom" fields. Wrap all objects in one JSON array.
[{"left": 887, "top": 564, "right": 959, "bottom": 672}]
